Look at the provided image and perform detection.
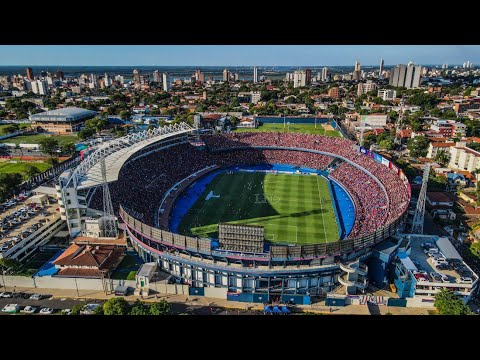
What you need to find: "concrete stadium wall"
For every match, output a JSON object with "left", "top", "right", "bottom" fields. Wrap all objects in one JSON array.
[
  {"left": 406, "top": 296, "right": 435, "bottom": 308},
  {"left": 151, "top": 283, "right": 189, "bottom": 295},
  {"left": 1, "top": 275, "right": 36, "bottom": 288},
  {"left": 204, "top": 287, "right": 228, "bottom": 299},
  {"left": 1, "top": 275, "right": 136, "bottom": 291}
]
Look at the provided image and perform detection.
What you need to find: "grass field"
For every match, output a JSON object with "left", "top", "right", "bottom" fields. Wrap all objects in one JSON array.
[
  {"left": 0, "top": 123, "right": 31, "bottom": 135},
  {"left": 178, "top": 172, "right": 340, "bottom": 245},
  {"left": 111, "top": 254, "right": 142, "bottom": 280},
  {"left": 0, "top": 161, "right": 51, "bottom": 179},
  {"left": 234, "top": 123, "right": 341, "bottom": 137},
  {"left": 0, "top": 134, "right": 78, "bottom": 145}
]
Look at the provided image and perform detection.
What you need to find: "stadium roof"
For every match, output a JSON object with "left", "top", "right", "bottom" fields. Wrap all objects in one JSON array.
[
  {"left": 30, "top": 107, "right": 96, "bottom": 122},
  {"left": 74, "top": 123, "right": 194, "bottom": 190}
]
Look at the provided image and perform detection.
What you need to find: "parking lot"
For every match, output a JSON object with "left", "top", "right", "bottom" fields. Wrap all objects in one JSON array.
[
  {"left": 0, "top": 193, "right": 59, "bottom": 254},
  {"left": 409, "top": 238, "right": 475, "bottom": 284},
  {"left": 0, "top": 293, "right": 258, "bottom": 315}
]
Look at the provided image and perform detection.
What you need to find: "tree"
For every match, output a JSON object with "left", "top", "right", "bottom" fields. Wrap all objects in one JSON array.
[
  {"left": 129, "top": 300, "right": 149, "bottom": 315},
  {"left": 229, "top": 116, "right": 239, "bottom": 128},
  {"left": 149, "top": 299, "right": 171, "bottom": 315},
  {"left": 434, "top": 288, "right": 474, "bottom": 315},
  {"left": 407, "top": 136, "right": 430, "bottom": 158},
  {"left": 93, "top": 305, "right": 104, "bottom": 315},
  {"left": 379, "top": 139, "right": 395, "bottom": 150},
  {"left": 61, "top": 142, "right": 76, "bottom": 156},
  {"left": 70, "top": 303, "right": 85, "bottom": 315},
  {"left": 47, "top": 157, "right": 59, "bottom": 166},
  {"left": 434, "top": 149, "right": 450, "bottom": 166},
  {"left": 0, "top": 173, "right": 23, "bottom": 201},
  {"left": 1, "top": 124, "right": 19, "bottom": 134},
  {"left": 23, "top": 164, "right": 41, "bottom": 178},
  {"left": 119, "top": 110, "right": 131, "bottom": 120},
  {"left": 78, "top": 127, "right": 96, "bottom": 140},
  {"left": 38, "top": 137, "right": 59, "bottom": 156},
  {"left": 0, "top": 258, "right": 19, "bottom": 270},
  {"left": 103, "top": 297, "right": 129, "bottom": 315}
]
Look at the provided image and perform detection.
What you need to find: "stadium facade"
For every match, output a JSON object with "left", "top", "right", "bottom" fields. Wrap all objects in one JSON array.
[{"left": 58, "top": 123, "right": 414, "bottom": 304}]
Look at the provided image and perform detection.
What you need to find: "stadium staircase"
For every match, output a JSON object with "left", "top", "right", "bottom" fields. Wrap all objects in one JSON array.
[{"left": 337, "top": 260, "right": 369, "bottom": 295}]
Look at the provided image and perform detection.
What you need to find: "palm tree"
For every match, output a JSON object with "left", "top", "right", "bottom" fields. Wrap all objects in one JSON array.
[{"left": 434, "top": 149, "right": 450, "bottom": 166}]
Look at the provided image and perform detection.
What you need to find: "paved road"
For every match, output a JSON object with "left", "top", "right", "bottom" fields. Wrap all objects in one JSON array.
[{"left": 0, "top": 295, "right": 259, "bottom": 315}]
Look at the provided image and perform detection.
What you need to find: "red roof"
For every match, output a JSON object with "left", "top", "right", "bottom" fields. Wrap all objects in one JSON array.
[
  {"left": 53, "top": 243, "right": 124, "bottom": 270},
  {"left": 202, "top": 114, "right": 222, "bottom": 120}
]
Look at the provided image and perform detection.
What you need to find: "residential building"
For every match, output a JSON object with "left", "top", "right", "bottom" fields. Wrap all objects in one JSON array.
[
  {"left": 321, "top": 67, "right": 329, "bottom": 82},
  {"left": 353, "top": 60, "right": 361, "bottom": 81},
  {"left": 427, "top": 142, "right": 454, "bottom": 159},
  {"left": 26, "top": 67, "right": 34, "bottom": 81},
  {"left": 454, "top": 101, "right": 480, "bottom": 114},
  {"left": 153, "top": 70, "right": 161, "bottom": 83},
  {"left": 427, "top": 192, "right": 454, "bottom": 209},
  {"left": 115, "top": 75, "right": 124, "bottom": 84},
  {"left": 103, "top": 73, "right": 112, "bottom": 87},
  {"left": 449, "top": 142, "right": 480, "bottom": 172},
  {"left": 328, "top": 87, "right": 340, "bottom": 99},
  {"left": 30, "top": 107, "right": 96, "bottom": 134},
  {"left": 293, "top": 69, "right": 312, "bottom": 88},
  {"left": 133, "top": 69, "right": 140, "bottom": 85},
  {"left": 31, "top": 80, "right": 48, "bottom": 95},
  {"left": 357, "top": 80, "right": 377, "bottom": 96},
  {"left": 389, "top": 63, "right": 423, "bottom": 88},
  {"left": 162, "top": 73, "right": 170, "bottom": 91},
  {"left": 360, "top": 114, "right": 388, "bottom": 127},
  {"left": 378, "top": 89, "right": 397, "bottom": 101},
  {"left": 223, "top": 68, "right": 230, "bottom": 82},
  {"left": 89, "top": 74, "right": 97, "bottom": 89},
  {"left": 253, "top": 66, "right": 258, "bottom": 83},
  {"left": 251, "top": 91, "right": 261, "bottom": 104}
]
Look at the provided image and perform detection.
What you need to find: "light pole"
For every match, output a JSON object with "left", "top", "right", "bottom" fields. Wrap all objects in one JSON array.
[
  {"left": 74, "top": 277, "right": 80, "bottom": 297},
  {"left": 1, "top": 268, "right": 6, "bottom": 292}
]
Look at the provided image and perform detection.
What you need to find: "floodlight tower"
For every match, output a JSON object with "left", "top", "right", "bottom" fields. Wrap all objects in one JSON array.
[
  {"left": 100, "top": 157, "right": 118, "bottom": 238},
  {"left": 411, "top": 163, "right": 431, "bottom": 234},
  {"left": 395, "top": 94, "right": 405, "bottom": 145}
]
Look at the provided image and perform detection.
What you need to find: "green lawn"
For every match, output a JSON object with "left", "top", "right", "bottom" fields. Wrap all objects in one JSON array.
[
  {"left": 0, "top": 161, "right": 51, "bottom": 179},
  {"left": 110, "top": 254, "right": 142, "bottom": 280},
  {"left": 234, "top": 123, "right": 341, "bottom": 137},
  {"left": 178, "top": 172, "right": 340, "bottom": 245},
  {"left": 0, "top": 134, "right": 78, "bottom": 145},
  {"left": 0, "top": 123, "right": 31, "bottom": 135}
]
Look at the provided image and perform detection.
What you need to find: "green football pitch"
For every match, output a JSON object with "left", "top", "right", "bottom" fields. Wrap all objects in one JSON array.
[{"left": 177, "top": 172, "right": 340, "bottom": 245}]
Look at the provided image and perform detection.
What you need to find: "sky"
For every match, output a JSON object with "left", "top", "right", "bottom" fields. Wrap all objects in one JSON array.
[{"left": 0, "top": 45, "right": 479, "bottom": 66}]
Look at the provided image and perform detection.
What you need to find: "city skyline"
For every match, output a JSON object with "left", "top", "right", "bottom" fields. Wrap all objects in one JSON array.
[{"left": 0, "top": 45, "right": 479, "bottom": 66}]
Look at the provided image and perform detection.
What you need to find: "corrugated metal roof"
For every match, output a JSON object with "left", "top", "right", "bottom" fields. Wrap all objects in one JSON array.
[
  {"left": 399, "top": 256, "right": 418, "bottom": 272},
  {"left": 435, "top": 237, "right": 462, "bottom": 260}
]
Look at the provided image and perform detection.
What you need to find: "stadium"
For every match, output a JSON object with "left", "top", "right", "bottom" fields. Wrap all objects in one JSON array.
[{"left": 58, "top": 123, "right": 411, "bottom": 304}]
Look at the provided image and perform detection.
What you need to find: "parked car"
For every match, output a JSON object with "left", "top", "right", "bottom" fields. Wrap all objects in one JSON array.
[
  {"left": 0, "top": 292, "right": 13, "bottom": 298},
  {"left": 1, "top": 304, "right": 19, "bottom": 313},
  {"left": 39, "top": 307, "right": 54, "bottom": 315},
  {"left": 430, "top": 272, "right": 443, "bottom": 282},
  {"left": 440, "top": 274, "right": 449, "bottom": 282},
  {"left": 29, "top": 294, "right": 43, "bottom": 300},
  {"left": 436, "top": 264, "right": 452, "bottom": 271},
  {"left": 456, "top": 277, "right": 473, "bottom": 284},
  {"left": 61, "top": 309, "right": 72, "bottom": 315},
  {"left": 21, "top": 306, "right": 38, "bottom": 314},
  {"left": 80, "top": 303, "right": 101, "bottom": 315}
]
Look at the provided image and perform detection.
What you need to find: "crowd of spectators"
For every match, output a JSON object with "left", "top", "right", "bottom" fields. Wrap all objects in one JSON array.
[{"left": 89, "top": 132, "right": 410, "bottom": 239}]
